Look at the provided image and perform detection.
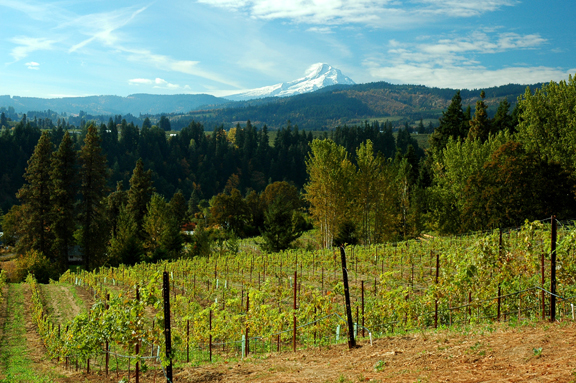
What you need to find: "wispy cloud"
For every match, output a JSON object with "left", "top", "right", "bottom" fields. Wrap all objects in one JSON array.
[
  {"left": 124, "top": 48, "right": 241, "bottom": 88},
  {"left": 25, "top": 61, "right": 40, "bottom": 70},
  {"left": 68, "top": 5, "right": 149, "bottom": 52},
  {"left": 9, "top": 36, "right": 56, "bottom": 62},
  {"left": 197, "top": 0, "right": 516, "bottom": 26}
]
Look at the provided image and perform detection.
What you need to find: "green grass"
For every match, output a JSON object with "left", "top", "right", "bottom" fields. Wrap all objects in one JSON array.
[{"left": 0, "top": 284, "right": 59, "bottom": 383}]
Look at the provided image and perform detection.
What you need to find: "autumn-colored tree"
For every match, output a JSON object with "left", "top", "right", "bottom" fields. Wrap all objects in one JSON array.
[
  {"left": 210, "top": 188, "right": 250, "bottom": 237},
  {"left": 304, "top": 139, "right": 355, "bottom": 248},
  {"left": 354, "top": 140, "right": 394, "bottom": 244}
]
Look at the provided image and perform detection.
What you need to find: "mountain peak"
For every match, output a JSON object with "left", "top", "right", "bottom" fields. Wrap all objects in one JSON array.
[{"left": 226, "top": 63, "right": 355, "bottom": 101}]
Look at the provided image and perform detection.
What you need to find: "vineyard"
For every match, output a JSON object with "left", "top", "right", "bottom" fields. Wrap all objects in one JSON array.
[{"left": 4, "top": 218, "right": 576, "bottom": 381}]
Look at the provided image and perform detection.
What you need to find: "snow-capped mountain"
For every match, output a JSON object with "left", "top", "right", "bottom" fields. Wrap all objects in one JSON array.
[{"left": 225, "top": 63, "right": 355, "bottom": 101}]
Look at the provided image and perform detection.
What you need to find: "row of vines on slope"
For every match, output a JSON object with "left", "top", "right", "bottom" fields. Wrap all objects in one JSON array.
[{"left": 28, "top": 220, "right": 576, "bottom": 369}]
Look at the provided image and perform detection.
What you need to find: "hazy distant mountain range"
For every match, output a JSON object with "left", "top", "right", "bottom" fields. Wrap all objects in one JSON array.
[
  {"left": 0, "top": 63, "right": 542, "bottom": 130},
  {"left": 0, "top": 93, "right": 228, "bottom": 116}
]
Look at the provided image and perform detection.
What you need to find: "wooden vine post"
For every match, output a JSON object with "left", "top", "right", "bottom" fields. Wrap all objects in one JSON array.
[
  {"left": 163, "top": 271, "right": 173, "bottom": 382},
  {"left": 541, "top": 252, "right": 546, "bottom": 320},
  {"left": 293, "top": 270, "right": 297, "bottom": 352},
  {"left": 209, "top": 308, "right": 213, "bottom": 362},
  {"left": 339, "top": 245, "right": 356, "bottom": 349},
  {"left": 434, "top": 251, "right": 439, "bottom": 329},
  {"left": 245, "top": 293, "right": 250, "bottom": 356},
  {"left": 550, "top": 215, "right": 557, "bottom": 322},
  {"left": 136, "top": 286, "right": 140, "bottom": 383},
  {"left": 361, "top": 281, "right": 365, "bottom": 337}
]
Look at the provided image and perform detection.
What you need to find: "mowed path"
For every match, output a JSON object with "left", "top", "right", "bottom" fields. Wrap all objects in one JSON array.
[
  {"left": 0, "top": 283, "right": 94, "bottom": 383},
  {"left": 0, "top": 283, "right": 58, "bottom": 382}
]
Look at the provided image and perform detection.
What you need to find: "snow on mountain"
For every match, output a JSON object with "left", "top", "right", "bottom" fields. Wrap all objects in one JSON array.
[{"left": 225, "top": 63, "right": 355, "bottom": 101}]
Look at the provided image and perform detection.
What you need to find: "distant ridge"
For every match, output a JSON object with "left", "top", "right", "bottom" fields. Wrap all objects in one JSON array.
[
  {"left": 0, "top": 93, "right": 229, "bottom": 115},
  {"left": 225, "top": 63, "right": 355, "bottom": 101}
]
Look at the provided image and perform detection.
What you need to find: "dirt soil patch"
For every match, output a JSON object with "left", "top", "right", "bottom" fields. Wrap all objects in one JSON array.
[
  {"left": 173, "top": 321, "right": 576, "bottom": 383},
  {"left": 41, "top": 284, "right": 87, "bottom": 325}
]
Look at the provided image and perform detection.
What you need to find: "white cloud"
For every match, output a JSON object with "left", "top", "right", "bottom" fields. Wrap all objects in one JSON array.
[
  {"left": 363, "top": 29, "right": 564, "bottom": 88},
  {"left": 25, "top": 61, "right": 39, "bottom": 70},
  {"left": 128, "top": 77, "right": 181, "bottom": 89},
  {"left": 366, "top": 63, "right": 575, "bottom": 89},
  {"left": 197, "top": 0, "right": 516, "bottom": 26},
  {"left": 153, "top": 78, "right": 180, "bottom": 89},
  {"left": 10, "top": 36, "right": 56, "bottom": 61},
  {"left": 128, "top": 78, "right": 154, "bottom": 85},
  {"left": 306, "top": 27, "right": 333, "bottom": 34}
]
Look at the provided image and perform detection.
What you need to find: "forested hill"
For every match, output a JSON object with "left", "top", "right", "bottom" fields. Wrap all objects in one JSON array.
[{"left": 185, "top": 82, "right": 542, "bottom": 130}]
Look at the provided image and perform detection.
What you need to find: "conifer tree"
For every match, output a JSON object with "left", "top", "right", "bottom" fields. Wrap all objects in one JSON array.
[
  {"left": 261, "top": 196, "right": 305, "bottom": 252},
  {"left": 168, "top": 189, "right": 187, "bottom": 227},
  {"left": 143, "top": 193, "right": 182, "bottom": 261},
  {"left": 127, "top": 158, "right": 154, "bottom": 238},
  {"left": 78, "top": 124, "right": 108, "bottom": 270},
  {"left": 107, "top": 181, "right": 127, "bottom": 238},
  {"left": 17, "top": 131, "right": 54, "bottom": 257},
  {"left": 467, "top": 91, "right": 492, "bottom": 142},
  {"left": 429, "top": 91, "right": 468, "bottom": 156},
  {"left": 108, "top": 204, "right": 142, "bottom": 266},
  {"left": 50, "top": 131, "right": 78, "bottom": 271}
]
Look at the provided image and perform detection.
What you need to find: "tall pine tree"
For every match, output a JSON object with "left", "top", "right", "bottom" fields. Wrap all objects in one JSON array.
[
  {"left": 78, "top": 125, "right": 108, "bottom": 270},
  {"left": 17, "top": 131, "right": 53, "bottom": 257},
  {"left": 126, "top": 158, "right": 154, "bottom": 238},
  {"left": 50, "top": 131, "right": 78, "bottom": 271}
]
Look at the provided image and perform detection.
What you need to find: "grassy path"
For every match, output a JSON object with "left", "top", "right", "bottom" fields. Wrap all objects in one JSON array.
[{"left": 0, "top": 284, "right": 59, "bottom": 383}]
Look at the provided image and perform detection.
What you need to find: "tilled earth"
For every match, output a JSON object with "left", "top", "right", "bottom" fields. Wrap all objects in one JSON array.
[{"left": 55, "top": 320, "right": 576, "bottom": 382}]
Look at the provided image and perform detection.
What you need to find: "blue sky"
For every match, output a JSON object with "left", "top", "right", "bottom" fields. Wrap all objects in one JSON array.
[{"left": 1, "top": 0, "right": 575, "bottom": 98}]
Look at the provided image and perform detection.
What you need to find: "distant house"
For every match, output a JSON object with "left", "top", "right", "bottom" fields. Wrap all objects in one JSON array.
[{"left": 68, "top": 246, "right": 83, "bottom": 265}]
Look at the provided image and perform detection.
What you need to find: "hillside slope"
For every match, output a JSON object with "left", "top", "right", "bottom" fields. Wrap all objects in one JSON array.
[{"left": 189, "top": 82, "right": 541, "bottom": 130}]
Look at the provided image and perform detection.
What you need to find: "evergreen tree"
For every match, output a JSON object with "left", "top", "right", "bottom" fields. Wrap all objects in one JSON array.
[
  {"left": 49, "top": 131, "right": 78, "bottom": 271},
  {"left": 143, "top": 193, "right": 183, "bottom": 261},
  {"left": 108, "top": 204, "right": 142, "bottom": 266},
  {"left": 417, "top": 119, "right": 425, "bottom": 134},
  {"left": 142, "top": 117, "right": 152, "bottom": 129},
  {"left": 107, "top": 181, "right": 127, "bottom": 238},
  {"left": 159, "top": 115, "right": 171, "bottom": 131},
  {"left": 429, "top": 91, "right": 468, "bottom": 156},
  {"left": 17, "top": 131, "right": 54, "bottom": 257},
  {"left": 467, "top": 91, "right": 492, "bottom": 142},
  {"left": 261, "top": 196, "right": 305, "bottom": 252},
  {"left": 168, "top": 189, "right": 187, "bottom": 227},
  {"left": 492, "top": 99, "right": 515, "bottom": 134},
  {"left": 78, "top": 125, "right": 109, "bottom": 270},
  {"left": 126, "top": 158, "right": 154, "bottom": 238}
]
